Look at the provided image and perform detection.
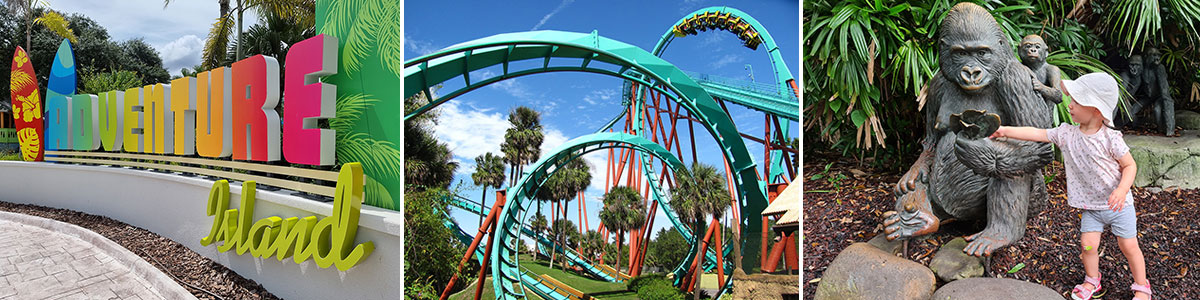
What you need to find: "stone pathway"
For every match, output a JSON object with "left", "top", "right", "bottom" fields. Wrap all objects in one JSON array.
[{"left": 0, "top": 219, "right": 167, "bottom": 300}]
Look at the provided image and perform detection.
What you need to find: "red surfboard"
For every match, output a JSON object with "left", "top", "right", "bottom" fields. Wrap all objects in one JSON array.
[{"left": 11, "top": 46, "right": 44, "bottom": 161}]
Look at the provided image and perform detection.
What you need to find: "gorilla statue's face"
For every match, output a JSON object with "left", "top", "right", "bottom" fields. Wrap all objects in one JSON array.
[
  {"left": 1146, "top": 49, "right": 1162, "bottom": 67},
  {"left": 942, "top": 36, "right": 999, "bottom": 93},
  {"left": 1128, "top": 55, "right": 1143, "bottom": 76},
  {"left": 1019, "top": 35, "right": 1047, "bottom": 65}
]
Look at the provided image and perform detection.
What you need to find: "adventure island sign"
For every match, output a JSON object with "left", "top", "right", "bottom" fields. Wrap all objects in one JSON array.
[{"left": 7, "top": 1, "right": 400, "bottom": 271}]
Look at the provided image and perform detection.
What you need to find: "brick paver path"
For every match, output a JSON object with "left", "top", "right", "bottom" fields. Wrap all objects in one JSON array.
[{"left": 0, "top": 219, "right": 166, "bottom": 299}]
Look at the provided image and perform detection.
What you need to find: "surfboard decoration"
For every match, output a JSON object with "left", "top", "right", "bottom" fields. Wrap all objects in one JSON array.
[
  {"left": 45, "top": 39, "right": 76, "bottom": 152},
  {"left": 10, "top": 46, "right": 43, "bottom": 161}
]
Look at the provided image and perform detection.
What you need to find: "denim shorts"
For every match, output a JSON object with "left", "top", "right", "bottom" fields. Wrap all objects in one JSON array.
[{"left": 1080, "top": 206, "right": 1138, "bottom": 238}]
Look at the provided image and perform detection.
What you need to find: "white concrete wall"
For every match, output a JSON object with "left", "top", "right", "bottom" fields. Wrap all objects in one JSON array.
[{"left": 0, "top": 161, "right": 401, "bottom": 300}]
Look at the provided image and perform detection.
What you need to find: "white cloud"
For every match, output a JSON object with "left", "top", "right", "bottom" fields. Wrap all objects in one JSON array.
[
  {"left": 431, "top": 101, "right": 511, "bottom": 164},
  {"left": 709, "top": 53, "right": 743, "bottom": 69},
  {"left": 158, "top": 35, "right": 205, "bottom": 76},
  {"left": 405, "top": 34, "right": 441, "bottom": 56},
  {"left": 582, "top": 88, "right": 617, "bottom": 106},
  {"left": 531, "top": 0, "right": 576, "bottom": 30}
]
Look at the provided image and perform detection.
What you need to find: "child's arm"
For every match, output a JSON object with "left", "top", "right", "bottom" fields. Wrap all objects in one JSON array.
[
  {"left": 988, "top": 126, "right": 1050, "bottom": 143},
  {"left": 1108, "top": 152, "right": 1137, "bottom": 212}
]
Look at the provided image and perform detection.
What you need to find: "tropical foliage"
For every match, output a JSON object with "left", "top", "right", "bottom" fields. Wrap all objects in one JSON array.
[
  {"left": 0, "top": 5, "right": 171, "bottom": 104},
  {"left": 403, "top": 188, "right": 476, "bottom": 300},
  {"left": 669, "top": 163, "right": 729, "bottom": 298},
  {"left": 501, "top": 106, "right": 545, "bottom": 185},
  {"left": 599, "top": 186, "right": 646, "bottom": 276},
  {"left": 471, "top": 152, "right": 505, "bottom": 226},
  {"left": 646, "top": 228, "right": 688, "bottom": 271},
  {"left": 405, "top": 91, "right": 457, "bottom": 191},
  {"left": 803, "top": 0, "right": 1200, "bottom": 167},
  {"left": 80, "top": 70, "right": 142, "bottom": 95}
]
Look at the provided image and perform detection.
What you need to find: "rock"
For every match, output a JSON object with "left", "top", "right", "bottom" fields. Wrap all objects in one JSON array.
[
  {"left": 815, "top": 243, "right": 936, "bottom": 300},
  {"left": 867, "top": 233, "right": 904, "bottom": 255},
  {"left": 929, "top": 238, "right": 986, "bottom": 282},
  {"left": 1178, "top": 110, "right": 1200, "bottom": 130},
  {"left": 931, "top": 277, "right": 1064, "bottom": 300},
  {"left": 1124, "top": 133, "right": 1200, "bottom": 189}
]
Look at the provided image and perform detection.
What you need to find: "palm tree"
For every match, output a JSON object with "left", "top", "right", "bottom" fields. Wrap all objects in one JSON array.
[
  {"left": 500, "top": 106, "right": 544, "bottom": 185},
  {"left": 581, "top": 230, "right": 604, "bottom": 262},
  {"left": 599, "top": 186, "right": 645, "bottom": 278},
  {"left": 3, "top": 1, "right": 78, "bottom": 48},
  {"left": 530, "top": 212, "right": 549, "bottom": 262},
  {"left": 671, "top": 163, "right": 728, "bottom": 300},
  {"left": 549, "top": 218, "right": 576, "bottom": 269},
  {"left": 472, "top": 152, "right": 505, "bottom": 227},
  {"left": 164, "top": 0, "right": 314, "bottom": 69},
  {"left": 536, "top": 158, "right": 592, "bottom": 270}
]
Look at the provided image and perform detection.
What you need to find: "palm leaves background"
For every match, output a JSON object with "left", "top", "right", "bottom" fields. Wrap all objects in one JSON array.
[{"left": 317, "top": 0, "right": 402, "bottom": 210}]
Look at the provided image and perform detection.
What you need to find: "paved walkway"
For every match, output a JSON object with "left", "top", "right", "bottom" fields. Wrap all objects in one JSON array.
[{"left": 0, "top": 218, "right": 169, "bottom": 300}]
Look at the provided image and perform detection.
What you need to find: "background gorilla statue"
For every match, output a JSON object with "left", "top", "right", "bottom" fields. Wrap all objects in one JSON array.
[
  {"left": 1019, "top": 35, "right": 1063, "bottom": 106},
  {"left": 882, "top": 2, "right": 1054, "bottom": 257}
]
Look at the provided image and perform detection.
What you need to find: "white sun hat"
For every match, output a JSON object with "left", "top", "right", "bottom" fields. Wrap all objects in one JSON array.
[{"left": 1061, "top": 72, "right": 1120, "bottom": 127}]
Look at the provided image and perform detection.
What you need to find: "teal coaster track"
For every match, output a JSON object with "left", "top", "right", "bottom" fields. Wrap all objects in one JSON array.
[{"left": 405, "top": 6, "right": 797, "bottom": 299}]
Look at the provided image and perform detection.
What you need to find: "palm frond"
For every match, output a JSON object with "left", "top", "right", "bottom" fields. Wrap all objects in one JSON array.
[
  {"left": 34, "top": 11, "right": 77, "bottom": 44},
  {"left": 337, "top": 132, "right": 402, "bottom": 181},
  {"left": 10, "top": 69, "right": 33, "bottom": 92},
  {"left": 340, "top": 0, "right": 383, "bottom": 77},
  {"left": 318, "top": 0, "right": 360, "bottom": 38},
  {"left": 365, "top": 174, "right": 395, "bottom": 210},
  {"left": 331, "top": 92, "right": 378, "bottom": 131},
  {"left": 377, "top": 0, "right": 402, "bottom": 78},
  {"left": 202, "top": 14, "right": 235, "bottom": 69}
]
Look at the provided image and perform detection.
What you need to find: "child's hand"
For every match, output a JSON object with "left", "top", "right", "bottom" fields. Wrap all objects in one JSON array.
[
  {"left": 989, "top": 126, "right": 1007, "bottom": 139},
  {"left": 1108, "top": 188, "right": 1129, "bottom": 212}
]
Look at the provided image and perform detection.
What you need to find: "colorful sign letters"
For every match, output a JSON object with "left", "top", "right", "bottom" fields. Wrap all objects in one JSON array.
[
  {"left": 33, "top": 34, "right": 339, "bottom": 166},
  {"left": 201, "top": 162, "right": 374, "bottom": 271}
]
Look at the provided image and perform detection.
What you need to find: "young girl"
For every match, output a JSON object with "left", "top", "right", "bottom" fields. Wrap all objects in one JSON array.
[{"left": 988, "top": 73, "right": 1151, "bottom": 300}]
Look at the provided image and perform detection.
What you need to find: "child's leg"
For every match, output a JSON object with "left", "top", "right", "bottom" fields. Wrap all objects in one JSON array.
[
  {"left": 1117, "top": 237, "right": 1148, "bottom": 285},
  {"left": 1112, "top": 206, "right": 1149, "bottom": 299},
  {"left": 1080, "top": 231, "right": 1102, "bottom": 286}
]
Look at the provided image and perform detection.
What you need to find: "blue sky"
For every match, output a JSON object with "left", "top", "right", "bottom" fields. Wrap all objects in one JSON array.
[{"left": 405, "top": 0, "right": 800, "bottom": 242}]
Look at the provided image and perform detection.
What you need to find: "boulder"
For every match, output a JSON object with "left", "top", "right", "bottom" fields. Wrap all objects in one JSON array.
[
  {"left": 1177, "top": 110, "right": 1200, "bottom": 130},
  {"left": 931, "top": 277, "right": 1064, "bottom": 300},
  {"left": 929, "top": 238, "right": 986, "bottom": 282},
  {"left": 1124, "top": 133, "right": 1200, "bottom": 189},
  {"left": 867, "top": 233, "right": 904, "bottom": 255},
  {"left": 815, "top": 243, "right": 936, "bottom": 300}
]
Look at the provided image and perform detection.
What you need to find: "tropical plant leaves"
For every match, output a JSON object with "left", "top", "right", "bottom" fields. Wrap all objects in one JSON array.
[
  {"left": 9, "top": 70, "right": 33, "bottom": 92},
  {"left": 331, "top": 92, "right": 378, "bottom": 131},
  {"left": 201, "top": 13, "right": 234, "bottom": 69},
  {"left": 339, "top": 0, "right": 384, "bottom": 77},
  {"left": 377, "top": 0, "right": 403, "bottom": 78},
  {"left": 34, "top": 11, "right": 77, "bottom": 44}
]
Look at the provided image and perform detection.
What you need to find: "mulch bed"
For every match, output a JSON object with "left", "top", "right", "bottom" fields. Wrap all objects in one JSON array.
[
  {"left": 0, "top": 201, "right": 281, "bottom": 300},
  {"left": 802, "top": 150, "right": 1199, "bottom": 299}
]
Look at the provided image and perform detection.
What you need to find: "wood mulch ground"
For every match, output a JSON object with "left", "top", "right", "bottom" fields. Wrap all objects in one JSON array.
[
  {"left": 802, "top": 150, "right": 1199, "bottom": 299},
  {"left": 0, "top": 201, "right": 281, "bottom": 300}
]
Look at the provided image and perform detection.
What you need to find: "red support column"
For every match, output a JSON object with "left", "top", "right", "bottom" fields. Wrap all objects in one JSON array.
[{"left": 439, "top": 191, "right": 507, "bottom": 300}]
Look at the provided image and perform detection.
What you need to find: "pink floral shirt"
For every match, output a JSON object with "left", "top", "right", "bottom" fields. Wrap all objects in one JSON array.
[{"left": 1046, "top": 124, "right": 1134, "bottom": 210}]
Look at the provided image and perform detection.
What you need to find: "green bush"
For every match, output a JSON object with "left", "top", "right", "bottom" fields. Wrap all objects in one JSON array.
[
  {"left": 626, "top": 273, "right": 669, "bottom": 292},
  {"left": 637, "top": 281, "right": 685, "bottom": 300}
]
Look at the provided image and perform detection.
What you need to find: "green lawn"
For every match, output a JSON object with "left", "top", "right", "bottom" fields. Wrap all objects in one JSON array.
[{"left": 520, "top": 257, "right": 638, "bottom": 299}]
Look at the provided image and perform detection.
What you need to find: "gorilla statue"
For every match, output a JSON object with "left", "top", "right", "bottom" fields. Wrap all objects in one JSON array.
[
  {"left": 1019, "top": 34, "right": 1063, "bottom": 106},
  {"left": 1118, "top": 48, "right": 1175, "bottom": 135},
  {"left": 882, "top": 2, "right": 1054, "bottom": 257}
]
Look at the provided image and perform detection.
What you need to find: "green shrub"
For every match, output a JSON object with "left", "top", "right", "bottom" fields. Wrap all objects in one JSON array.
[
  {"left": 637, "top": 281, "right": 685, "bottom": 300},
  {"left": 626, "top": 273, "right": 669, "bottom": 292}
]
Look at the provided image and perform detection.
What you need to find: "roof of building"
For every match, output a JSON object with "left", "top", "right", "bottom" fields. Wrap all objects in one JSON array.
[{"left": 762, "top": 178, "right": 799, "bottom": 227}]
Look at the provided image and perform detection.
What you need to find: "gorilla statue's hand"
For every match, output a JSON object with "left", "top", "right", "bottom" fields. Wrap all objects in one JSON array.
[
  {"left": 895, "top": 151, "right": 931, "bottom": 196},
  {"left": 883, "top": 188, "right": 940, "bottom": 241}
]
